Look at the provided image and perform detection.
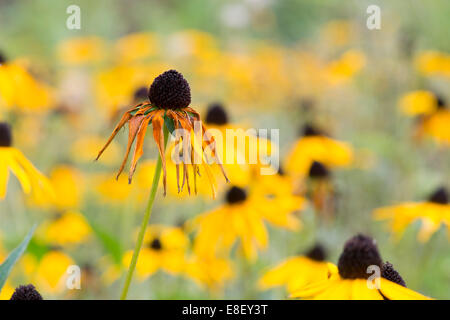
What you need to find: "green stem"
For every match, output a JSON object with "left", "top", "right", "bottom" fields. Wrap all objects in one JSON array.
[{"left": 120, "top": 125, "right": 169, "bottom": 300}]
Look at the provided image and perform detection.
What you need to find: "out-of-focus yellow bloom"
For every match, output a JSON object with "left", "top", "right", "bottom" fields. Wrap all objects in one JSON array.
[
  {"left": 0, "top": 60, "right": 54, "bottom": 113},
  {"left": 94, "top": 63, "right": 168, "bottom": 116},
  {"left": 33, "top": 250, "right": 75, "bottom": 294},
  {"left": 326, "top": 50, "right": 365, "bottom": 85},
  {"left": 415, "top": 51, "right": 450, "bottom": 77},
  {"left": 167, "top": 30, "right": 219, "bottom": 60},
  {"left": 94, "top": 173, "right": 135, "bottom": 204},
  {"left": 0, "top": 123, "right": 54, "bottom": 201},
  {"left": 57, "top": 36, "right": 105, "bottom": 65},
  {"left": 115, "top": 32, "right": 159, "bottom": 63},
  {"left": 374, "top": 187, "right": 450, "bottom": 242},
  {"left": 321, "top": 20, "right": 354, "bottom": 47},
  {"left": 0, "top": 282, "right": 14, "bottom": 300},
  {"left": 291, "top": 235, "right": 431, "bottom": 300},
  {"left": 30, "top": 165, "right": 82, "bottom": 210},
  {"left": 285, "top": 130, "right": 354, "bottom": 178},
  {"left": 71, "top": 135, "right": 120, "bottom": 165},
  {"left": 258, "top": 245, "right": 333, "bottom": 294},
  {"left": 184, "top": 254, "right": 234, "bottom": 291},
  {"left": 39, "top": 211, "right": 91, "bottom": 246},
  {"left": 422, "top": 109, "right": 450, "bottom": 145},
  {"left": 399, "top": 90, "right": 439, "bottom": 116},
  {"left": 189, "top": 185, "right": 303, "bottom": 261},
  {"left": 122, "top": 225, "right": 188, "bottom": 280}
]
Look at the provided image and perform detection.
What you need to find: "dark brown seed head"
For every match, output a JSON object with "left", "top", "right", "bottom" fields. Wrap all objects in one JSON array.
[
  {"left": 308, "top": 161, "right": 330, "bottom": 179},
  {"left": 302, "top": 124, "right": 322, "bottom": 137},
  {"left": 150, "top": 238, "right": 162, "bottom": 250},
  {"left": 338, "top": 234, "right": 383, "bottom": 279},
  {"left": 225, "top": 186, "right": 247, "bottom": 205},
  {"left": 428, "top": 187, "right": 448, "bottom": 204},
  {"left": 148, "top": 70, "right": 191, "bottom": 110},
  {"left": 10, "top": 284, "right": 43, "bottom": 300},
  {"left": 0, "top": 122, "right": 12, "bottom": 147},
  {"left": 381, "top": 262, "right": 406, "bottom": 287},
  {"left": 133, "top": 86, "right": 149, "bottom": 102},
  {"left": 0, "top": 51, "right": 6, "bottom": 64},
  {"left": 205, "top": 102, "right": 228, "bottom": 125},
  {"left": 305, "top": 244, "right": 327, "bottom": 262}
]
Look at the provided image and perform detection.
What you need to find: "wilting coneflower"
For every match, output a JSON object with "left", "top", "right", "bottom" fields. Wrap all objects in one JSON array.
[
  {"left": 96, "top": 70, "right": 228, "bottom": 299},
  {"left": 291, "top": 234, "right": 431, "bottom": 300}
]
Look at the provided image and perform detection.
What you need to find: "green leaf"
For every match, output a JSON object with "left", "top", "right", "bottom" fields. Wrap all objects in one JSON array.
[
  {"left": 164, "top": 112, "right": 175, "bottom": 134},
  {"left": 90, "top": 223, "right": 123, "bottom": 266},
  {"left": 0, "top": 224, "right": 36, "bottom": 291}
]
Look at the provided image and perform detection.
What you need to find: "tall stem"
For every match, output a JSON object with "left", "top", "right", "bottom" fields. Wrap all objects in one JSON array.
[{"left": 120, "top": 125, "right": 169, "bottom": 300}]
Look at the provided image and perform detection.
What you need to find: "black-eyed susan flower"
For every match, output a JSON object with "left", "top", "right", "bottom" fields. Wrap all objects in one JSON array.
[
  {"left": 10, "top": 284, "right": 43, "bottom": 300},
  {"left": 374, "top": 187, "right": 450, "bottom": 242},
  {"left": 39, "top": 211, "right": 91, "bottom": 246},
  {"left": 399, "top": 90, "right": 440, "bottom": 116},
  {"left": 285, "top": 124, "right": 354, "bottom": 178},
  {"left": 0, "top": 122, "right": 54, "bottom": 201},
  {"left": 96, "top": 69, "right": 228, "bottom": 197},
  {"left": 326, "top": 50, "right": 366, "bottom": 86},
  {"left": 0, "top": 56, "right": 54, "bottom": 113},
  {"left": 258, "top": 244, "right": 335, "bottom": 294},
  {"left": 122, "top": 225, "right": 188, "bottom": 280},
  {"left": 415, "top": 51, "right": 450, "bottom": 77},
  {"left": 114, "top": 32, "right": 159, "bottom": 63},
  {"left": 189, "top": 185, "right": 302, "bottom": 260},
  {"left": 184, "top": 254, "right": 234, "bottom": 292},
  {"left": 291, "top": 234, "right": 431, "bottom": 300},
  {"left": 304, "top": 161, "right": 336, "bottom": 219},
  {"left": 57, "top": 36, "right": 105, "bottom": 66},
  {"left": 25, "top": 249, "right": 75, "bottom": 295}
]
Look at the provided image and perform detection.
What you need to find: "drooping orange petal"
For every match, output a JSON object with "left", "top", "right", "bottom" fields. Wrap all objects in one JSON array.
[
  {"left": 116, "top": 114, "right": 146, "bottom": 180},
  {"left": 128, "top": 116, "right": 151, "bottom": 183},
  {"left": 96, "top": 110, "right": 133, "bottom": 161},
  {"left": 152, "top": 111, "right": 167, "bottom": 195}
]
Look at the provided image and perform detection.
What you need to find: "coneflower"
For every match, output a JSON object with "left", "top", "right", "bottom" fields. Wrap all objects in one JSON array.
[
  {"left": 10, "top": 284, "right": 43, "bottom": 300},
  {"left": 97, "top": 70, "right": 228, "bottom": 300}
]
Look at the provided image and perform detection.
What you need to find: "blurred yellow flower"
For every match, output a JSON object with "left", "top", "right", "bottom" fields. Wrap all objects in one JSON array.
[
  {"left": 0, "top": 60, "right": 54, "bottom": 113},
  {"left": 421, "top": 109, "right": 450, "bottom": 145},
  {"left": 258, "top": 245, "right": 333, "bottom": 294},
  {"left": 71, "top": 135, "right": 120, "bottom": 165},
  {"left": 115, "top": 32, "right": 159, "bottom": 63},
  {"left": 122, "top": 225, "right": 188, "bottom": 280},
  {"left": 399, "top": 90, "right": 440, "bottom": 116},
  {"left": 57, "top": 36, "right": 105, "bottom": 65},
  {"left": 40, "top": 211, "right": 91, "bottom": 246},
  {"left": 326, "top": 49, "right": 365, "bottom": 85},
  {"left": 0, "top": 123, "right": 54, "bottom": 201},
  {"left": 34, "top": 250, "right": 75, "bottom": 294},
  {"left": 184, "top": 254, "right": 234, "bottom": 292},
  {"left": 415, "top": 51, "right": 450, "bottom": 77},
  {"left": 374, "top": 187, "right": 450, "bottom": 242},
  {"left": 285, "top": 126, "right": 354, "bottom": 178},
  {"left": 94, "top": 173, "right": 135, "bottom": 204},
  {"left": 30, "top": 165, "right": 83, "bottom": 210},
  {"left": 189, "top": 185, "right": 302, "bottom": 261}
]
